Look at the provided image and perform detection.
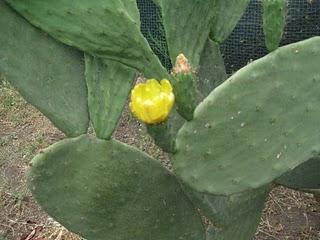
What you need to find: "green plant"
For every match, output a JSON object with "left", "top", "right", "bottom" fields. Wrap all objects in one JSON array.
[
  {"left": 0, "top": 233, "right": 7, "bottom": 240},
  {"left": 0, "top": 0, "right": 319, "bottom": 239},
  {"left": 263, "top": 0, "right": 288, "bottom": 52}
]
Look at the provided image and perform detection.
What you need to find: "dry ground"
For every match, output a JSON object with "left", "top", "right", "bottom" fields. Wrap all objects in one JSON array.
[{"left": 0, "top": 80, "right": 319, "bottom": 240}]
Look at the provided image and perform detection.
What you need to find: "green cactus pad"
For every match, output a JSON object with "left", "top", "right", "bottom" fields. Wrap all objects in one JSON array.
[
  {"left": 156, "top": 0, "right": 216, "bottom": 67},
  {"left": 202, "top": 186, "right": 270, "bottom": 240},
  {"left": 197, "top": 39, "right": 227, "bottom": 101},
  {"left": 28, "top": 135, "right": 205, "bottom": 240},
  {"left": 206, "top": 220, "right": 258, "bottom": 240},
  {"left": 210, "top": 0, "right": 250, "bottom": 43},
  {"left": 85, "top": 55, "right": 137, "bottom": 140},
  {"left": 184, "top": 185, "right": 270, "bottom": 227},
  {"left": 276, "top": 157, "right": 320, "bottom": 191},
  {"left": 5, "top": 0, "right": 167, "bottom": 79},
  {"left": 0, "top": 1, "right": 89, "bottom": 137},
  {"left": 206, "top": 218, "right": 259, "bottom": 240},
  {"left": 173, "top": 37, "right": 320, "bottom": 195},
  {"left": 263, "top": 0, "right": 288, "bottom": 52}
]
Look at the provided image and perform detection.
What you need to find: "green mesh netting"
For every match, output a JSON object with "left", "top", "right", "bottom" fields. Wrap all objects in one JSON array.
[
  {"left": 137, "top": 0, "right": 320, "bottom": 74},
  {"left": 137, "top": 0, "right": 172, "bottom": 70}
]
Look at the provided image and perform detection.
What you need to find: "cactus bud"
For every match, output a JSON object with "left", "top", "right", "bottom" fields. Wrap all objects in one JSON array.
[
  {"left": 129, "top": 79, "right": 175, "bottom": 124},
  {"left": 171, "top": 54, "right": 198, "bottom": 121},
  {"left": 172, "top": 54, "right": 192, "bottom": 75}
]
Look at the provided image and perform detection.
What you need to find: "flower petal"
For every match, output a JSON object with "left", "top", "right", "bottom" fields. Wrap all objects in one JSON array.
[{"left": 129, "top": 79, "right": 175, "bottom": 124}]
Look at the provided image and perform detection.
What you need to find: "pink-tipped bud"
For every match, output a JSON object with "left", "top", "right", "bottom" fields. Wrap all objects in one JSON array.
[{"left": 172, "top": 54, "right": 192, "bottom": 75}]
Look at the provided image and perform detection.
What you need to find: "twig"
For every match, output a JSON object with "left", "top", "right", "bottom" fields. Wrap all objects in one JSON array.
[
  {"left": 0, "top": 223, "right": 15, "bottom": 237},
  {"left": 257, "top": 229, "right": 278, "bottom": 239}
]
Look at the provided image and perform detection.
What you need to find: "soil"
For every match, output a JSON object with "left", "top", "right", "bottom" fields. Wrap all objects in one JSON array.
[{"left": 0, "top": 82, "right": 319, "bottom": 240}]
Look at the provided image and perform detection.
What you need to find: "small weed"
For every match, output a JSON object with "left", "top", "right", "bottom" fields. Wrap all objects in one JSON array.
[
  {"left": 12, "top": 191, "right": 24, "bottom": 203},
  {"left": 9, "top": 187, "right": 29, "bottom": 212},
  {"left": 19, "top": 142, "right": 38, "bottom": 163},
  {"left": 35, "top": 134, "right": 44, "bottom": 145},
  {"left": 0, "top": 74, "right": 8, "bottom": 87},
  {"left": 0, "top": 175, "right": 8, "bottom": 206},
  {"left": 0, "top": 186, "right": 5, "bottom": 201},
  {"left": 0, "top": 233, "right": 8, "bottom": 240},
  {"left": 0, "top": 134, "right": 16, "bottom": 148},
  {"left": 0, "top": 138, "right": 9, "bottom": 147},
  {"left": 0, "top": 79, "right": 32, "bottom": 125},
  {"left": 126, "top": 110, "right": 137, "bottom": 126}
]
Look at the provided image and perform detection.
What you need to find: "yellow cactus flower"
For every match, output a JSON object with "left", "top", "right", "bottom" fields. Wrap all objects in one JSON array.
[{"left": 129, "top": 79, "right": 175, "bottom": 124}]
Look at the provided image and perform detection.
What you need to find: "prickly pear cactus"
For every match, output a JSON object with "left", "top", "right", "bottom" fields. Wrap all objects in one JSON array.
[{"left": 1, "top": 0, "right": 319, "bottom": 239}]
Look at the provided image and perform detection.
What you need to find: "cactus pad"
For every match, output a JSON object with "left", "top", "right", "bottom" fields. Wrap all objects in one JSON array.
[
  {"left": 0, "top": 1, "right": 89, "bottom": 137},
  {"left": 210, "top": 0, "right": 250, "bottom": 43},
  {"left": 85, "top": 55, "right": 137, "bottom": 139},
  {"left": 5, "top": 0, "right": 167, "bottom": 78},
  {"left": 173, "top": 37, "right": 320, "bottom": 195},
  {"left": 197, "top": 39, "right": 227, "bottom": 101},
  {"left": 276, "top": 157, "right": 320, "bottom": 191},
  {"left": 28, "top": 135, "right": 205, "bottom": 240},
  {"left": 156, "top": 0, "right": 216, "bottom": 67},
  {"left": 184, "top": 185, "right": 270, "bottom": 227},
  {"left": 263, "top": 0, "right": 288, "bottom": 52},
  {"left": 203, "top": 186, "right": 270, "bottom": 239}
]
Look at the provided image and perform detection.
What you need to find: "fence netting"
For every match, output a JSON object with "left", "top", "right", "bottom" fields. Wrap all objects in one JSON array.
[{"left": 136, "top": 0, "right": 320, "bottom": 73}]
